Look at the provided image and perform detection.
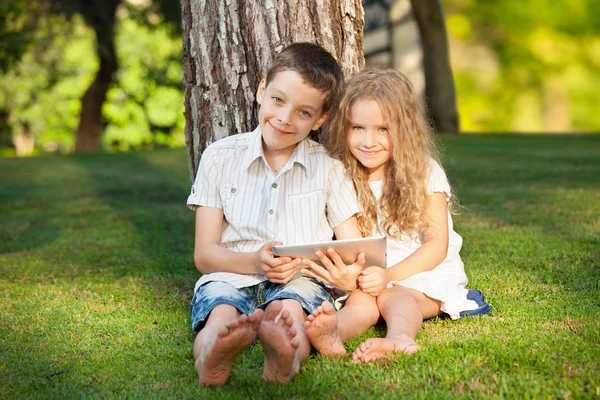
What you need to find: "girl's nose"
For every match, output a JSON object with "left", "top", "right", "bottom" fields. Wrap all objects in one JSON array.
[{"left": 363, "top": 130, "right": 376, "bottom": 147}]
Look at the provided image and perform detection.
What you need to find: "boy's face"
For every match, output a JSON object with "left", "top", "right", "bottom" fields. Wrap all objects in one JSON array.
[{"left": 256, "top": 70, "right": 327, "bottom": 155}]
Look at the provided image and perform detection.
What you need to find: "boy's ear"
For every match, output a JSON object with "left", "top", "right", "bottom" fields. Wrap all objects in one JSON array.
[
  {"left": 312, "top": 113, "right": 328, "bottom": 131},
  {"left": 256, "top": 79, "right": 267, "bottom": 105}
]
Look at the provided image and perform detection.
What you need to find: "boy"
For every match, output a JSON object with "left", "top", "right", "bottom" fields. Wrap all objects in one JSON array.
[{"left": 187, "top": 43, "right": 362, "bottom": 386}]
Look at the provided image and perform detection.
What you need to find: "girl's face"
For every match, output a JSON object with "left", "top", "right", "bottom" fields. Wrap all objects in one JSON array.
[{"left": 347, "top": 99, "right": 392, "bottom": 181}]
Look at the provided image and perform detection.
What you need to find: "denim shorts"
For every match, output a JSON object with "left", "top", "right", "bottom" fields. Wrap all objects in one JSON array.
[{"left": 190, "top": 276, "right": 332, "bottom": 332}]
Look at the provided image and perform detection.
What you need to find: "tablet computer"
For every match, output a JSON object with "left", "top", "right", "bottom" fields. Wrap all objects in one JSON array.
[{"left": 272, "top": 236, "right": 386, "bottom": 269}]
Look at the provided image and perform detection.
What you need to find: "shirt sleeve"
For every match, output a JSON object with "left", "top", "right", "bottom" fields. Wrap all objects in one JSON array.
[
  {"left": 186, "top": 148, "right": 223, "bottom": 210},
  {"left": 427, "top": 159, "right": 452, "bottom": 202},
  {"left": 326, "top": 159, "right": 360, "bottom": 228}
]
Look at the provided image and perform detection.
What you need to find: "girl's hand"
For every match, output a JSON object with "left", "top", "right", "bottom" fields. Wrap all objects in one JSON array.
[
  {"left": 257, "top": 242, "right": 301, "bottom": 284},
  {"left": 358, "top": 266, "right": 389, "bottom": 297},
  {"left": 300, "top": 249, "right": 365, "bottom": 292}
]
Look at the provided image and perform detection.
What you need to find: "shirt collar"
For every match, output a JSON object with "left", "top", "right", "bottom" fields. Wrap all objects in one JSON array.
[
  {"left": 241, "top": 126, "right": 313, "bottom": 178},
  {"left": 240, "top": 127, "right": 264, "bottom": 171}
]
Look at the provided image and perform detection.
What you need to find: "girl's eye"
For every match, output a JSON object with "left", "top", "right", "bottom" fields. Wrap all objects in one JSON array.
[
  {"left": 353, "top": 126, "right": 363, "bottom": 131},
  {"left": 300, "top": 110, "right": 311, "bottom": 118},
  {"left": 379, "top": 127, "right": 388, "bottom": 133},
  {"left": 273, "top": 97, "right": 282, "bottom": 103}
]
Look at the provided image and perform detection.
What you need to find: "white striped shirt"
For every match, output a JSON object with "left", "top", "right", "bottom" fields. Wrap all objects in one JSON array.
[{"left": 187, "top": 127, "right": 359, "bottom": 291}]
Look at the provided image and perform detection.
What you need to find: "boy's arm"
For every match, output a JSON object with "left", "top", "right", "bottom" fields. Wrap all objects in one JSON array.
[{"left": 193, "top": 206, "right": 301, "bottom": 283}]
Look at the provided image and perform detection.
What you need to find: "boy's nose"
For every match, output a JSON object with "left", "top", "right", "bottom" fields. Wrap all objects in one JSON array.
[{"left": 277, "top": 107, "right": 292, "bottom": 125}]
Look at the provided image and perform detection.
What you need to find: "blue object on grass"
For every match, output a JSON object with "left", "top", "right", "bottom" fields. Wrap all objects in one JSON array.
[{"left": 460, "top": 289, "right": 491, "bottom": 317}]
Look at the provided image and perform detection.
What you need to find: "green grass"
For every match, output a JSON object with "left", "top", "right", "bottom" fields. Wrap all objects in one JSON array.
[{"left": 1, "top": 135, "right": 599, "bottom": 399}]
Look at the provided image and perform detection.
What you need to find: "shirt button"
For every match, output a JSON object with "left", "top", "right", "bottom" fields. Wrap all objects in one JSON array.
[
  {"left": 231, "top": 188, "right": 237, "bottom": 193},
  {"left": 272, "top": 183, "right": 278, "bottom": 189},
  {"left": 268, "top": 209, "right": 274, "bottom": 214}
]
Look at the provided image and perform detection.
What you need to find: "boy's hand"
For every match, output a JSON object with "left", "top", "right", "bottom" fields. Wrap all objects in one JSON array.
[
  {"left": 357, "top": 266, "right": 389, "bottom": 297},
  {"left": 257, "top": 242, "right": 301, "bottom": 284},
  {"left": 300, "top": 249, "right": 364, "bottom": 292}
]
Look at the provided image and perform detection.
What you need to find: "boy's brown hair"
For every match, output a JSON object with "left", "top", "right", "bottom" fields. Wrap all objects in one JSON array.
[{"left": 265, "top": 42, "right": 343, "bottom": 116}]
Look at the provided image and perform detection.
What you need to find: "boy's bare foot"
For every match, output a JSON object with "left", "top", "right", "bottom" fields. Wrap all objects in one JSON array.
[
  {"left": 304, "top": 301, "right": 345, "bottom": 357},
  {"left": 259, "top": 300, "right": 301, "bottom": 383},
  {"left": 194, "top": 309, "right": 264, "bottom": 386},
  {"left": 351, "top": 335, "right": 420, "bottom": 363}
]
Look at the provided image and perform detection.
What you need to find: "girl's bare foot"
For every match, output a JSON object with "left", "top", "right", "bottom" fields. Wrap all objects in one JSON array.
[
  {"left": 258, "top": 300, "right": 301, "bottom": 383},
  {"left": 194, "top": 309, "right": 264, "bottom": 386},
  {"left": 304, "top": 301, "right": 345, "bottom": 357},
  {"left": 351, "top": 335, "right": 420, "bottom": 363}
]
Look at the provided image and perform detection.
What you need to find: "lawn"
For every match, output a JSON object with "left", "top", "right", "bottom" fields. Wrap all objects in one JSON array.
[{"left": 1, "top": 134, "right": 599, "bottom": 399}]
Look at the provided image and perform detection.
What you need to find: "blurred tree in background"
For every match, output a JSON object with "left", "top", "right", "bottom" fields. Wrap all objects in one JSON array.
[
  {"left": 445, "top": 0, "right": 600, "bottom": 132},
  {"left": 1, "top": 0, "right": 599, "bottom": 157},
  {"left": 0, "top": 0, "right": 183, "bottom": 156}
]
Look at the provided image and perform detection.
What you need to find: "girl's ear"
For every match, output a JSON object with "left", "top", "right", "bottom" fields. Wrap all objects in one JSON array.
[
  {"left": 256, "top": 79, "right": 267, "bottom": 105},
  {"left": 312, "top": 113, "right": 328, "bottom": 131}
]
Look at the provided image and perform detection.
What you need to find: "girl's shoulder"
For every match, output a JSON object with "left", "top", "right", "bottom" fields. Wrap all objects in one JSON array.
[{"left": 426, "top": 158, "right": 451, "bottom": 199}]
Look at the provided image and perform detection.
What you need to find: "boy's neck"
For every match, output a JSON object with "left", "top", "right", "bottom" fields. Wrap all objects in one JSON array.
[{"left": 262, "top": 144, "right": 296, "bottom": 174}]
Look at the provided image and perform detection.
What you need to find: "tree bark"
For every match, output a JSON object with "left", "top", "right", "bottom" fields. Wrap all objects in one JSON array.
[
  {"left": 74, "top": 4, "right": 119, "bottom": 153},
  {"left": 181, "top": 0, "right": 365, "bottom": 182},
  {"left": 409, "top": 0, "right": 459, "bottom": 134}
]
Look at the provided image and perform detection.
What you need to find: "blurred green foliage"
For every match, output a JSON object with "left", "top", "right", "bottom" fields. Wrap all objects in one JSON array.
[
  {"left": 1, "top": 0, "right": 599, "bottom": 156},
  {"left": 0, "top": 1, "right": 183, "bottom": 155},
  {"left": 445, "top": 0, "right": 600, "bottom": 132}
]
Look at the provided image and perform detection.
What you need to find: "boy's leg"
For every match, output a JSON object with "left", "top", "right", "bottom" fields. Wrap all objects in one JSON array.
[
  {"left": 258, "top": 277, "right": 332, "bottom": 382},
  {"left": 352, "top": 286, "right": 441, "bottom": 363},
  {"left": 305, "top": 290, "right": 380, "bottom": 357},
  {"left": 258, "top": 299, "right": 305, "bottom": 383},
  {"left": 191, "top": 281, "right": 264, "bottom": 386}
]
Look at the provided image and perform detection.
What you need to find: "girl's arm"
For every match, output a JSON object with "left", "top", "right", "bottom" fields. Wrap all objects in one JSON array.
[
  {"left": 194, "top": 206, "right": 301, "bottom": 284},
  {"left": 358, "top": 192, "right": 449, "bottom": 295},
  {"left": 299, "top": 215, "right": 366, "bottom": 292}
]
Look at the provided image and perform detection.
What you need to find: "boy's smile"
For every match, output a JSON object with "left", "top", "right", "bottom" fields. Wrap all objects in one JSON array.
[
  {"left": 256, "top": 70, "right": 327, "bottom": 162},
  {"left": 347, "top": 99, "right": 392, "bottom": 182}
]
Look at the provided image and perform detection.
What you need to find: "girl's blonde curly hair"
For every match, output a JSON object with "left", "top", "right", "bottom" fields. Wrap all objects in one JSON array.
[{"left": 324, "top": 68, "right": 452, "bottom": 239}]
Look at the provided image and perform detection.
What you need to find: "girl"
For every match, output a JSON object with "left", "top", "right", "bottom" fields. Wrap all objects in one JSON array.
[{"left": 302, "top": 68, "right": 490, "bottom": 362}]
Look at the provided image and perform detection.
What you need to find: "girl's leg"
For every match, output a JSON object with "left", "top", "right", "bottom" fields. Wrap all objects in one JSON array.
[
  {"left": 305, "top": 290, "right": 380, "bottom": 357},
  {"left": 194, "top": 304, "right": 264, "bottom": 386},
  {"left": 352, "top": 286, "right": 441, "bottom": 363}
]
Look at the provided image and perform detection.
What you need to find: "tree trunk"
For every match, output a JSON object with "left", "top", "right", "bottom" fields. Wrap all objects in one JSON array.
[
  {"left": 409, "top": 0, "right": 459, "bottom": 134},
  {"left": 181, "top": 0, "right": 365, "bottom": 182},
  {"left": 74, "top": 8, "right": 119, "bottom": 153}
]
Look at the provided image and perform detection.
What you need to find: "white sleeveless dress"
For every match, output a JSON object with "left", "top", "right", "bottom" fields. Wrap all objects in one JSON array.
[{"left": 369, "top": 160, "right": 479, "bottom": 319}]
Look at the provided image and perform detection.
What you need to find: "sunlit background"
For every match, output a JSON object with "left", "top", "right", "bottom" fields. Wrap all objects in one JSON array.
[{"left": 1, "top": 0, "right": 598, "bottom": 157}]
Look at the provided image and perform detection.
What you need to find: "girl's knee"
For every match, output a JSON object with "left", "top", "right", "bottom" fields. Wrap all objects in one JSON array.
[{"left": 376, "top": 286, "right": 417, "bottom": 309}]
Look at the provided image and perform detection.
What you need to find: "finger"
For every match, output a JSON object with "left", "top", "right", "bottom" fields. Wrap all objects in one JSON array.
[
  {"left": 355, "top": 252, "right": 366, "bottom": 268},
  {"left": 325, "top": 248, "right": 347, "bottom": 268},
  {"left": 301, "top": 259, "right": 332, "bottom": 281},
  {"left": 301, "top": 268, "right": 332, "bottom": 285},
  {"left": 275, "top": 258, "right": 301, "bottom": 272},
  {"left": 264, "top": 255, "right": 293, "bottom": 268},
  {"left": 314, "top": 251, "right": 336, "bottom": 270},
  {"left": 267, "top": 270, "right": 295, "bottom": 284},
  {"left": 358, "top": 279, "right": 380, "bottom": 290}
]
